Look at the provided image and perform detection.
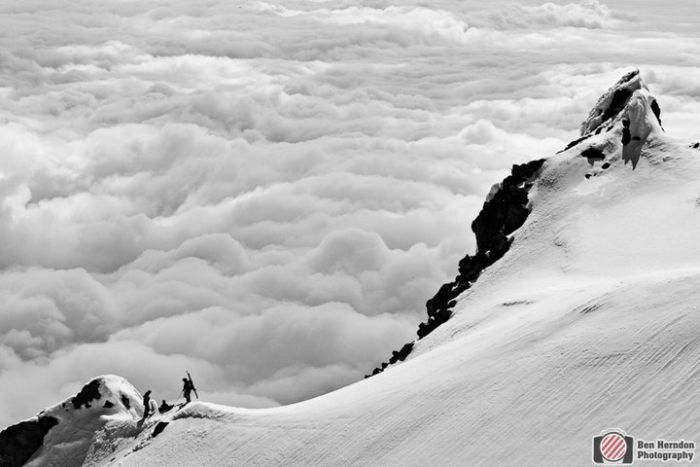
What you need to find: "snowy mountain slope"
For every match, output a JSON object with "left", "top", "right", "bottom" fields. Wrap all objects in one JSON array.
[
  {"left": 97, "top": 269, "right": 700, "bottom": 467},
  {"left": 5, "top": 71, "right": 700, "bottom": 466},
  {"left": 93, "top": 72, "right": 700, "bottom": 466}
]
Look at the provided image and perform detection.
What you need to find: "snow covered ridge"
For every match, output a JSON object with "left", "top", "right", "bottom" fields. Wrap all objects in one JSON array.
[
  {"left": 101, "top": 70, "right": 699, "bottom": 466},
  {"left": 367, "top": 69, "right": 663, "bottom": 377},
  {"left": 0, "top": 375, "right": 143, "bottom": 467},
  {"left": 0, "top": 70, "right": 687, "bottom": 467}
]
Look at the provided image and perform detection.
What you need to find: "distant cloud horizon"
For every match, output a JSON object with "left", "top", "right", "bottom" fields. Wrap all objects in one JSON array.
[{"left": 1, "top": 0, "right": 699, "bottom": 428}]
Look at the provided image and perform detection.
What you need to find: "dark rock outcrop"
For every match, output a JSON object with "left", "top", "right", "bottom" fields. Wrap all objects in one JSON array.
[
  {"left": 366, "top": 158, "right": 545, "bottom": 377},
  {"left": 366, "top": 343, "right": 414, "bottom": 377},
  {"left": 0, "top": 416, "right": 59, "bottom": 467},
  {"left": 600, "top": 86, "right": 633, "bottom": 124},
  {"left": 388, "top": 343, "right": 414, "bottom": 365},
  {"left": 152, "top": 422, "right": 169, "bottom": 438},
  {"left": 71, "top": 379, "right": 102, "bottom": 410},
  {"left": 560, "top": 134, "right": 592, "bottom": 152},
  {"left": 581, "top": 147, "right": 606, "bottom": 162},
  {"left": 121, "top": 395, "right": 131, "bottom": 410},
  {"left": 650, "top": 99, "right": 662, "bottom": 127},
  {"left": 580, "top": 69, "right": 642, "bottom": 135}
]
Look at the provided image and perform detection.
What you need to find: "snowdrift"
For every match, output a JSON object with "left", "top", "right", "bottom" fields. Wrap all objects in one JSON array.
[{"left": 3, "top": 71, "right": 700, "bottom": 467}]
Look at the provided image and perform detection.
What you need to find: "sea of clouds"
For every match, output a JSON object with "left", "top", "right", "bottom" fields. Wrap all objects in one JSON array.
[{"left": 0, "top": 0, "right": 699, "bottom": 427}]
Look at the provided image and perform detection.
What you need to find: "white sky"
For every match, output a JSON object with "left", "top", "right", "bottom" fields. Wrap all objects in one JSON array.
[{"left": 0, "top": 0, "right": 698, "bottom": 428}]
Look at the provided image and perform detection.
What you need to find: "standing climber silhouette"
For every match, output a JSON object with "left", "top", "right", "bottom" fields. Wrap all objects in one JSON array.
[
  {"left": 182, "top": 377, "right": 195, "bottom": 404},
  {"left": 141, "top": 390, "right": 152, "bottom": 423}
]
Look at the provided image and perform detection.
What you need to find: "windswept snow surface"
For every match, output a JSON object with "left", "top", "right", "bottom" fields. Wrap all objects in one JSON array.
[{"left": 81, "top": 85, "right": 700, "bottom": 466}]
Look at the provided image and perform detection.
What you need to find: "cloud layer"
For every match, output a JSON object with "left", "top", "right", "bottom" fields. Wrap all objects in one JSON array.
[{"left": 0, "top": 0, "right": 698, "bottom": 427}]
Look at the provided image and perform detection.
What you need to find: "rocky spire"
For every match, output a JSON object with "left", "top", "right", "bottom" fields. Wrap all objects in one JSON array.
[{"left": 578, "top": 70, "right": 663, "bottom": 168}]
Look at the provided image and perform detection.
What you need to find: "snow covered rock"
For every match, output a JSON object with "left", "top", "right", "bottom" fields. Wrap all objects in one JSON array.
[
  {"left": 576, "top": 69, "right": 663, "bottom": 169},
  {"left": 0, "top": 375, "right": 143, "bottom": 467},
  {"left": 580, "top": 69, "right": 661, "bottom": 135}
]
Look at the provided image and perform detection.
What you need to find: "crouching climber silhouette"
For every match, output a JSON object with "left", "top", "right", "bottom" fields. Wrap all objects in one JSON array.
[{"left": 159, "top": 400, "right": 174, "bottom": 413}]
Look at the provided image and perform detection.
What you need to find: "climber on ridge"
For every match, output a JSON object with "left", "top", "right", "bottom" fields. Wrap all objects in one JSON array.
[
  {"left": 182, "top": 376, "right": 196, "bottom": 404},
  {"left": 140, "top": 390, "right": 152, "bottom": 424},
  {"left": 159, "top": 399, "right": 174, "bottom": 413}
]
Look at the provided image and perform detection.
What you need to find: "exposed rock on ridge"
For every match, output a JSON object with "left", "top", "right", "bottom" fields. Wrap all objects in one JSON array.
[
  {"left": 0, "top": 416, "right": 59, "bottom": 467},
  {"left": 367, "top": 158, "right": 544, "bottom": 377},
  {"left": 574, "top": 69, "right": 663, "bottom": 171}
]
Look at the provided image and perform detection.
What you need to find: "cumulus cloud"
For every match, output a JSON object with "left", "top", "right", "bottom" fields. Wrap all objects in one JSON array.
[{"left": 0, "top": 0, "right": 698, "bottom": 428}]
